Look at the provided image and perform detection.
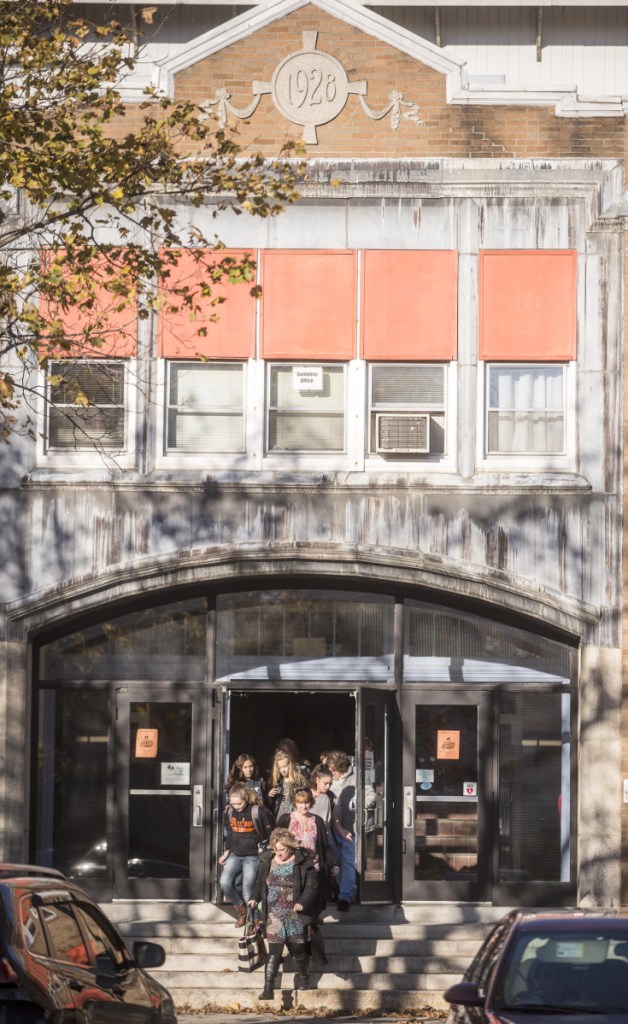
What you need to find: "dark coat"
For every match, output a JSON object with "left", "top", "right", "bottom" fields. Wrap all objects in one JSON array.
[{"left": 251, "top": 847, "right": 319, "bottom": 925}]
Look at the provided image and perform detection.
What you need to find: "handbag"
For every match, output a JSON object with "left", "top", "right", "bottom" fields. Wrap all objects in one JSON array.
[{"left": 238, "top": 908, "right": 267, "bottom": 972}]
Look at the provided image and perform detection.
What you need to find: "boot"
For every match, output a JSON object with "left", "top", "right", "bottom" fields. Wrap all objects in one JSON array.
[
  {"left": 291, "top": 945, "right": 310, "bottom": 991},
  {"left": 235, "top": 903, "right": 247, "bottom": 928},
  {"left": 258, "top": 953, "right": 282, "bottom": 1000}
]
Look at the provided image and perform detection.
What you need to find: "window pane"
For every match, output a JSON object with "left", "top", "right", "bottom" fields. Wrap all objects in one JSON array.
[
  {"left": 216, "top": 590, "right": 394, "bottom": 680},
  {"left": 167, "top": 362, "right": 245, "bottom": 452},
  {"left": 413, "top": 705, "right": 478, "bottom": 881},
  {"left": 404, "top": 601, "right": 571, "bottom": 683},
  {"left": 488, "top": 365, "right": 565, "bottom": 454},
  {"left": 268, "top": 365, "right": 345, "bottom": 452},
  {"left": 43, "top": 904, "right": 90, "bottom": 966},
  {"left": 35, "top": 690, "right": 109, "bottom": 879},
  {"left": 74, "top": 904, "right": 127, "bottom": 968},
  {"left": 498, "top": 691, "right": 570, "bottom": 882},
  {"left": 21, "top": 898, "right": 49, "bottom": 958},
  {"left": 40, "top": 599, "right": 206, "bottom": 681},
  {"left": 48, "top": 361, "right": 125, "bottom": 451},
  {"left": 372, "top": 364, "right": 445, "bottom": 406}
]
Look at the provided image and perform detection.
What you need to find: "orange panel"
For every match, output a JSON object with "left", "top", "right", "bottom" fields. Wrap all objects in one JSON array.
[
  {"left": 261, "top": 251, "right": 357, "bottom": 360},
  {"left": 39, "top": 251, "right": 137, "bottom": 358},
  {"left": 361, "top": 251, "right": 458, "bottom": 360},
  {"left": 159, "top": 249, "right": 257, "bottom": 359},
  {"left": 479, "top": 250, "right": 577, "bottom": 361}
]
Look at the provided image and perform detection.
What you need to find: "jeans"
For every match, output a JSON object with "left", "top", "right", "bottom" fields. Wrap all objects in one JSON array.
[
  {"left": 335, "top": 833, "right": 356, "bottom": 903},
  {"left": 220, "top": 854, "right": 259, "bottom": 907}
]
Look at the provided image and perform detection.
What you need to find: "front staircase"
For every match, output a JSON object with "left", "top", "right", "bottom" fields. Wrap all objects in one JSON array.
[{"left": 105, "top": 902, "right": 510, "bottom": 1013}]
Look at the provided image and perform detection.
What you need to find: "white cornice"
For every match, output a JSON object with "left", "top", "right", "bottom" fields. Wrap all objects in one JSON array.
[
  {"left": 153, "top": 0, "right": 467, "bottom": 98},
  {"left": 147, "top": 0, "right": 628, "bottom": 118}
]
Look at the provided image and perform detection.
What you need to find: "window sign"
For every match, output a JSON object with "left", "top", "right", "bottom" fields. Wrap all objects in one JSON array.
[
  {"left": 135, "top": 728, "right": 158, "bottom": 758},
  {"left": 436, "top": 730, "right": 460, "bottom": 760},
  {"left": 292, "top": 365, "right": 323, "bottom": 391},
  {"left": 161, "top": 762, "right": 190, "bottom": 785},
  {"left": 416, "top": 769, "right": 434, "bottom": 783},
  {"left": 463, "top": 781, "right": 477, "bottom": 797}
]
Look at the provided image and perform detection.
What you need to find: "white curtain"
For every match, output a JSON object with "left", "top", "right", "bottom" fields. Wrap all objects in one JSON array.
[{"left": 489, "top": 366, "right": 564, "bottom": 453}]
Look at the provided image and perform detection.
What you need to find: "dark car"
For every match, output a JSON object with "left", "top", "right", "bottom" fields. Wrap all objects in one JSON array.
[
  {"left": 445, "top": 909, "right": 628, "bottom": 1022},
  {"left": 0, "top": 863, "right": 176, "bottom": 1023}
]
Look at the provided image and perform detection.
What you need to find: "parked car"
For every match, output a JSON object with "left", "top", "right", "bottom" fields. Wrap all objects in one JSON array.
[
  {"left": 445, "top": 909, "right": 628, "bottom": 1022},
  {"left": 0, "top": 863, "right": 176, "bottom": 1022}
]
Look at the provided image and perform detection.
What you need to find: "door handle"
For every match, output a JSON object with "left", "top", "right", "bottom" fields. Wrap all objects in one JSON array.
[{"left": 193, "top": 785, "right": 203, "bottom": 827}]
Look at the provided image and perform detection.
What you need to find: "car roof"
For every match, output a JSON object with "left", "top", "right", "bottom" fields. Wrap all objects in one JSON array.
[
  {"left": 512, "top": 910, "right": 628, "bottom": 932},
  {"left": 0, "top": 865, "right": 66, "bottom": 882}
]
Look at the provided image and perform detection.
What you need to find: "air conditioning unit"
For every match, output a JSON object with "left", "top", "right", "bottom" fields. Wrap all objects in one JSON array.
[{"left": 376, "top": 413, "right": 430, "bottom": 454}]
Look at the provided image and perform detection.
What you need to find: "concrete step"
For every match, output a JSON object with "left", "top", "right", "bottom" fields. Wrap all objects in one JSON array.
[{"left": 108, "top": 902, "right": 509, "bottom": 1013}]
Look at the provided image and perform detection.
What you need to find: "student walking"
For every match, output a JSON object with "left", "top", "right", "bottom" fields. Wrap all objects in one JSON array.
[
  {"left": 267, "top": 751, "right": 308, "bottom": 820},
  {"left": 225, "top": 753, "right": 269, "bottom": 808},
  {"left": 219, "top": 783, "right": 273, "bottom": 927},
  {"left": 277, "top": 786, "right": 339, "bottom": 966},
  {"left": 327, "top": 750, "right": 357, "bottom": 912},
  {"left": 249, "top": 828, "right": 318, "bottom": 1000}
]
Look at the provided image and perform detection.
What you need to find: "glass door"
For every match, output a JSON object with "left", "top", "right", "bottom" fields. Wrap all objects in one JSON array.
[
  {"left": 402, "top": 691, "right": 491, "bottom": 901},
  {"left": 114, "top": 687, "right": 208, "bottom": 899},
  {"left": 357, "top": 688, "right": 397, "bottom": 902}
]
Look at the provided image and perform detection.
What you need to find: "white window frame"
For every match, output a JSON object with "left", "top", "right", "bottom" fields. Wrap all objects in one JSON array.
[
  {"left": 263, "top": 361, "right": 353, "bottom": 470},
  {"left": 154, "top": 358, "right": 263, "bottom": 471},
  {"left": 478, "top": 361, "right": 575, "bottom": 470},
  {"left": 38, "top": 358, "right": 138, "bottom": 470},
  {"left": 365, "top": 361, "right": 457, "bottom": 473},
  {"left": 165, "top": 359, "right": 246, "bottom": 455}
]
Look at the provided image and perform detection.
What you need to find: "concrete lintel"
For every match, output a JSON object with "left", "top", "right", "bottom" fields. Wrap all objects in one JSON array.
[{"left": 5, "top": 544, "right": 598, "bottom": 643}]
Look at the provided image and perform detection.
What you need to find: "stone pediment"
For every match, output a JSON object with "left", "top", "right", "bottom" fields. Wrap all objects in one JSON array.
[
  {"left": 152, "top": 0, "right": 628, "bottom": 128},
  {"left": 154, "top": 0, "right": 466, "bottom": 101}
]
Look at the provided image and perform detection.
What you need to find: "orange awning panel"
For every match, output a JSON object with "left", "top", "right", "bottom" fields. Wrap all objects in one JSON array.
[
  {"left": 158, "top": 249, "right": 257, "bottom": 359},
  {"left": 261, "top": 251, "right": 357, "bottom": 360},
  {"left": 479, "top": 250, "right": 577, "bottom": 361},
  {"left": 361, "top": 250, "right": 458, "bottom": 361},
  {"left": 39, "top": 251, "right": 137, "bottom": 358}
]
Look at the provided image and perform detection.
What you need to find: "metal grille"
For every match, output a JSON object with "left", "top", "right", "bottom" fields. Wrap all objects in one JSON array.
[{"left": 377, "top": 414, "right": 429, "bottom": 452}]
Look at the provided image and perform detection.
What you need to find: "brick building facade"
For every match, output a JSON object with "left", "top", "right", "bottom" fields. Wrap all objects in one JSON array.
[{"left": 1, "top": 0, "right": 627, "bottom": 910}]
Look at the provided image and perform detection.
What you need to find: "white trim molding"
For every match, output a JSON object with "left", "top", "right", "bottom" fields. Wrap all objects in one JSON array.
[{"left": 147, "top": 0, "right": 628, "bottom": 118}]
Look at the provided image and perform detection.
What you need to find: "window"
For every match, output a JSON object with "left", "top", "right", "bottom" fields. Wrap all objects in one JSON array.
[
  {"left": 267, "top": 363, "right": 345, "bottom": 452},
  {"left": 369, "top": 364, "right": 446, "bottom": 455},
  {"left": 487, "top": 364, "right": 565, "bottom": 454},
  {"left": 166, "top": 361, "right": 245, "bottom": 453},
  {"left": 47, "top": 360, "right": 125, "bottom": 451},
  {"left": 21, "top": 898, "right": 49, "bottom": 958},
  {"left": 41, "top": 904, "right": 90, "bottom": 966},
  {"left": 74, "top": 903, "right": 127, "bottom": 969}
]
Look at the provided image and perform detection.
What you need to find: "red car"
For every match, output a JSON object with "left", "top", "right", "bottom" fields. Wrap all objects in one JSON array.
[
  {"left": 445, "top": 909, "right": 628, "bottom": 1022},
  {"left": 0, "top": 864, "right": 176, "bottom": 1023}
]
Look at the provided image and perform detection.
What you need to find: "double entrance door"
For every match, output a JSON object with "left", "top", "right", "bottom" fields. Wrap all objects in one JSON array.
[{"left": 36, "top": 683, "right": 573, "bottom": 905}]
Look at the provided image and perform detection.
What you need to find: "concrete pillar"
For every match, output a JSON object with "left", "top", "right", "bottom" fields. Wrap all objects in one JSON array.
[
  {"left": 0, "top": 641, "right": 29, "bottom": 862},
  {"left": 578, "top": 644, "right": 622, "bottom": 907}
]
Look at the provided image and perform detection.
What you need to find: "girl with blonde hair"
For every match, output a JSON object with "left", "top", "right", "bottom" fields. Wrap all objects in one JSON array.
[{"left": 267, "top": 751, "right": 307, "bottom": 820}]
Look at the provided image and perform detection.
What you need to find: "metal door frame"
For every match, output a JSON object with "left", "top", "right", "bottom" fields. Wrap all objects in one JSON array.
[
  {"left": 113, "top": 684, "right": 210, "bottom": 901},
  {"left": 401, "top": 688, "right": 492, "bottom": 903}
]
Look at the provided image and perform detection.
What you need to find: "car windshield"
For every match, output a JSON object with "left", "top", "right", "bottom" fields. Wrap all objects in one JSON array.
[{"left": 493, "top": 928, "right": 628, "bottom": 1014}]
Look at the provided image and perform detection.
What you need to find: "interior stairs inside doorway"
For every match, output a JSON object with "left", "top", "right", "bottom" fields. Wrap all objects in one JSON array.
[{"left": 105, "top": 903, "right": 511, "bottom": 1013}]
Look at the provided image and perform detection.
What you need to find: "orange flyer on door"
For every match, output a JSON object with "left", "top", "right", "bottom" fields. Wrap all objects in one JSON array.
[
  {"left": 437, "top": 730, "right": 460, "bottom": 760},
  {"left": 135, "top": 728, "right": 158, "bottom": 758}
]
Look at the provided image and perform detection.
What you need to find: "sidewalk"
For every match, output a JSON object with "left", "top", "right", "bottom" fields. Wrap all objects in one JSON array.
[{"left": 177, "top": 1014, "right": 447, "bottom": 1023}]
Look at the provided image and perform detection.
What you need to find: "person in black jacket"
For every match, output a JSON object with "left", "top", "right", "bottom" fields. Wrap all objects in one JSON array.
[
  {"left": 277, "top": 787, "right": 339, "bottom": 919},
  {"left": 249, "top": 828, "right": 318, "bottom": 1000},
  {"left": 220, "top": 783, "right": 273, "bottom": 928}
]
